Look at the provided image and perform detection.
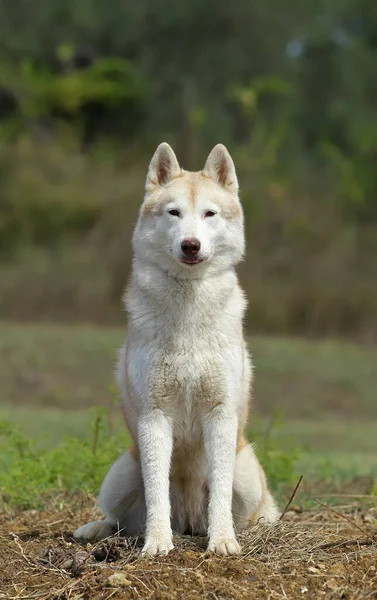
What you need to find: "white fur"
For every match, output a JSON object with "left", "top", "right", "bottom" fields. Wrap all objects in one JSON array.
[{"left": 74, "top": 143, "right": 280, "bottom": 555}]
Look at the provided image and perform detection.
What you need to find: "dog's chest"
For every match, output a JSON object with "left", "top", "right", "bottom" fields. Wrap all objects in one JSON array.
[
  {"left": 127, "top": 273, "right": 244, "bottom": 413},
  {"left": 150, "top": 339, "right": 227, "bottom": 414}
]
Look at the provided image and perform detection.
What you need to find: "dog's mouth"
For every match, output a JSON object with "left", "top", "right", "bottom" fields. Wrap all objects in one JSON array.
[{"left": 180, "top": 257, "right": 203, "bottom": 266}]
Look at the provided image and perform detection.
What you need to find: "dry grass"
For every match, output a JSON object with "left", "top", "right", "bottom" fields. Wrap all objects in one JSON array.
[{"left": 0, "top": 495, "right": 376, "bottom": 599}]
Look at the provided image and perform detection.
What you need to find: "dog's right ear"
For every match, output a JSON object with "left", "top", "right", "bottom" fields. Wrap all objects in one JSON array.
[{"left": 146, "top": 143, "right": 181, "bottom": 191}]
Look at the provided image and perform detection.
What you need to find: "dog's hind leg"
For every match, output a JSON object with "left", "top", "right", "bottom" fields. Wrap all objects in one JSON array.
[
  {"left": 73, "top": 519, "right": 115, "bottom": 543},
  {"left": 232, "top": 443, "right": 280, "bottom": 532},
  {"left": 74, "top": 450, "right": 146, "bottom": 542}
]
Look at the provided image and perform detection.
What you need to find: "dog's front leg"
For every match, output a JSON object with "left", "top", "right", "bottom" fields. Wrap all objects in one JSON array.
[
  {"left": 204, "top": 409, "right": 241, "bottom": 555},
  {"left": 138, "top": 409, "right": 174, "bottom": 556}
]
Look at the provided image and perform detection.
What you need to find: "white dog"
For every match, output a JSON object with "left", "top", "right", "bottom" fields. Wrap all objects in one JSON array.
[{"left": 74, "top": 143, "right": 279, "bottom": 555}]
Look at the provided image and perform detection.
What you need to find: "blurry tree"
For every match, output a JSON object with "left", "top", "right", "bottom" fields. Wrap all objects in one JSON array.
[
  {"left": 0, "top": 0, "right": 376, "bottom": 334},
  {"left": 0, "top": 0, "right": 376, "bottom": 218},
  {"left": 0, "top": 55, "right": 146, "bottom": 148}
]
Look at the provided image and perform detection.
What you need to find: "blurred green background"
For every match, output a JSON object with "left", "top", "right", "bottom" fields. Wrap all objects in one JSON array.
[
  {"left": 0, "top": 0, "right": 377, "bottom": 335},
  {"left": 0, "top": 0, "right": 376, "bottom": 493}
]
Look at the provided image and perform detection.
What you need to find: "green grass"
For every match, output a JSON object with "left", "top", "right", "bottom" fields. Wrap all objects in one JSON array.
[
  {"left": 253, "top": 336, "right": 377, "bottom": 419},
  {"left": 0, "top": 322, "right": 124, "bottom": 410},
  {"left": 0, "top": 321, "right": 376, "bottom": 507},
  {"left": 1, "top": 405, "right": 375, "bottom": 475},
  {"left": 0, "top": 410, "right": 132, "bottom": 508},
  {"left": 1, "top": 322, "right": 376, "bottom": 418}
]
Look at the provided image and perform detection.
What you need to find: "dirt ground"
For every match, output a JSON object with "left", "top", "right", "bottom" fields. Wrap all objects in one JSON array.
[{"left": 0, "top": 494, "right": 376, "bottom": 600}]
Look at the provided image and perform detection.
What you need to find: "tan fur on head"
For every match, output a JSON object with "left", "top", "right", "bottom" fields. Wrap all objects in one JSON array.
[{"left": 141, "top": 144, "right": 242, "bottom": 221}]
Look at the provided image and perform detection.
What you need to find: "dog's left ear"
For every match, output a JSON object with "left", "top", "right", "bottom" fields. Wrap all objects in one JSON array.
[{"left": 203, "top": 144, "right": 238, "bottom": 193}]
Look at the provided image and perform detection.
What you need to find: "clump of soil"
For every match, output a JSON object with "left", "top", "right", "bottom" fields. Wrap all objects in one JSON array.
[{"left": 0, "top": 494, "right": 376, "bottom": 599}]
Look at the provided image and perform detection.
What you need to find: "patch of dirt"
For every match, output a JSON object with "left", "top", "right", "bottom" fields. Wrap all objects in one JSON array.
[{"left": 0, "top": 495, "right": 376, "bottom": 600}]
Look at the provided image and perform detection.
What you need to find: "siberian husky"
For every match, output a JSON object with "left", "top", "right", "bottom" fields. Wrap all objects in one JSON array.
[{"left": 74, "top": 143, "right": 279, "bottom": 555}]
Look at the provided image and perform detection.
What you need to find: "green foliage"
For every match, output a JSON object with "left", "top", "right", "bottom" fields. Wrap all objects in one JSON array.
[
  {"left": 21, "top": 57, "right": 145, "bottom": 119},
  {"left": 0, "top": 408, "right": 130, "bottom": 509},
  {"left": 251, "top": 412, "right": 301, "bottom": 496},
  {"left": 0, "top": 55, "right": 146, "bottom": 141},
  {"left": 0, "top": 407, "right": 299, "bottom": 510}
]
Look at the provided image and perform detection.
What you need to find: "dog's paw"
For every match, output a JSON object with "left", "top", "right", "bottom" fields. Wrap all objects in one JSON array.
[
  {"left": 141, "top": 536, "right": 174, "bottom": 557},
  {"left": 73, "top": 520, "right": 115, "bottom": 543},
  {"left": 207, "top": 536, "right": 241, "bottom": 556}
]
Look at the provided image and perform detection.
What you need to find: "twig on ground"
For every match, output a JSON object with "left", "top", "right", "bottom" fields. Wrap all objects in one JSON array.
[
  {"left": 312, "top": 494, "right": 376, "bottom": 499},
  {"left": 279, "top": 475, "right": 304, "bottom": 521},
  {"left": 317, "top": 538, "right": 376, "bottom": 550},
  {"left": 312, "top": 498, "right": 376, "bottom": 541}
]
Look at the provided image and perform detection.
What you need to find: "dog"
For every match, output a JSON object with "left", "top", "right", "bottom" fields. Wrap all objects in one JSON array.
[{"left": 74, "top": 142, "right": 279, "bottom": 555}]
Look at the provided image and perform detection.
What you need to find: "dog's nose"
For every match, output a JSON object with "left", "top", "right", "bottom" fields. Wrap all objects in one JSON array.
[{"left": 181, "top": 238, "right": 201, "bottom": 256}]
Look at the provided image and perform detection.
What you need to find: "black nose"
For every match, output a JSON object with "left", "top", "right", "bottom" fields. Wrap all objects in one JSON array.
[{"left": 181, "top": 238, "right": 201, "bottom": 257}]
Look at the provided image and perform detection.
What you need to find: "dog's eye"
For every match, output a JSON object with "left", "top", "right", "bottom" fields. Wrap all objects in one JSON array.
[
  {"left": 204, "top": 210, "right": 216, "bottom": 218},
  {"left": 168, "top": 209, "right": 180, "bottom": 217}
]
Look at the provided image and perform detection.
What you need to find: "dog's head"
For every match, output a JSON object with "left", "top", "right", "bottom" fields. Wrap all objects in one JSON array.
[{"left": 133, "top": 143, "right": 245, "bottom": 277}]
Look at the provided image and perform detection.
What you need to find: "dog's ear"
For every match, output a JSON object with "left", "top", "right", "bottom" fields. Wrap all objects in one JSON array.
[
  {"left": 203, "top": 144, "right": 238, "bottom": 193},
  {"left": 146, "top": 143, "right": 181, "bottom": 190}
]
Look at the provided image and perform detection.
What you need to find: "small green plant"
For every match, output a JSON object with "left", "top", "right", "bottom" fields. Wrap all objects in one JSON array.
[
  {"left": 250, "top": 411, "right": 301, "bottom": 500},
  {"left": 0, "top": 408, "right": 130, "bottom": 509}
]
